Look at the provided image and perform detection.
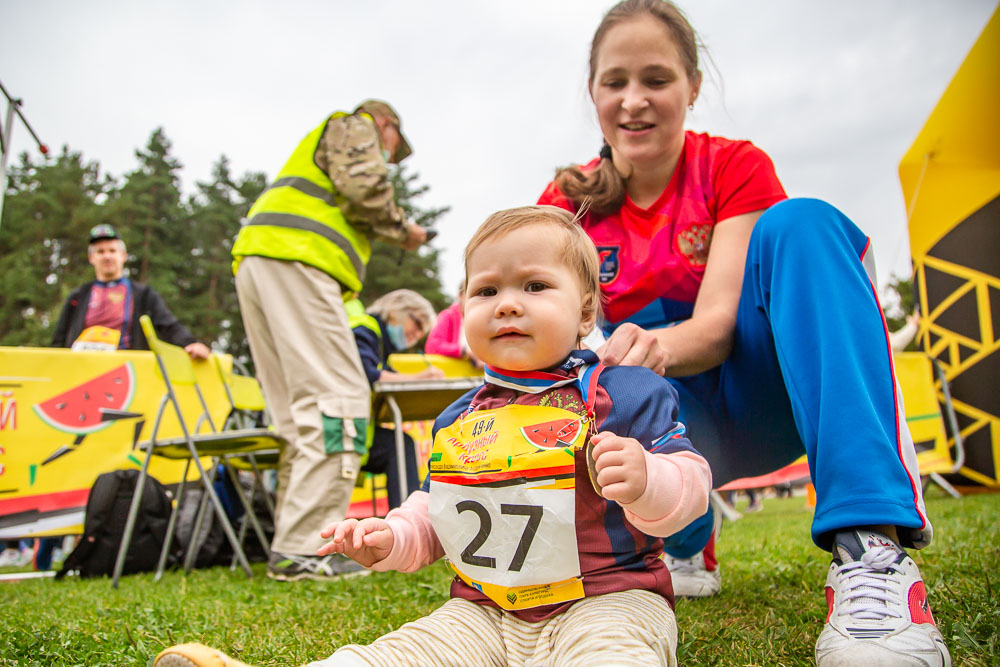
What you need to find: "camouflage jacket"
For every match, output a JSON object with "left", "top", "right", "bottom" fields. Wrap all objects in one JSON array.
[{"left": 316, "top": 112, "right": 409, "bottom": 244}]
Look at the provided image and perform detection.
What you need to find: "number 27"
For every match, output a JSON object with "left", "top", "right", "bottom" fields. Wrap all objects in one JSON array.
[{"left": 457, "top": 501, "right": 542, "bottom": 572}]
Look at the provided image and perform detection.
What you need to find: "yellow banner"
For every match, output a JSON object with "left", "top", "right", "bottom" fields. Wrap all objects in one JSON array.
[{"left": 0, "top": 346, "right": 230, "bottom": 538}]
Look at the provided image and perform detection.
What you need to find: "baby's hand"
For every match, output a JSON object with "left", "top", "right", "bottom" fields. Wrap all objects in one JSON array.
[
  {"left": 318, "top": 517, "right": 394, "bottom": 567},
  {"left": 589, "top": 431, "right": 647, "bottom": 505}
]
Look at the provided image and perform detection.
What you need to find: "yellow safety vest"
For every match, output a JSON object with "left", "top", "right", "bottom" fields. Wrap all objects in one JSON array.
[
  {"left": 345, "top": 298, "right": 380, "bottom": 345},
  {"left": 232, "top": 112, "right": 372, "bottom": 294},
  {"left": 346, "top": 298, "right": 381, "bottom": 454}
]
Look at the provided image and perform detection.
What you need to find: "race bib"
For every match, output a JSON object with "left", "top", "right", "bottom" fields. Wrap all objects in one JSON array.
[
  {"left": 71, "top": 326, "right": 121, "bottom": 352},
  {"left": 429, "top": 404, "right": 589, "bottom": 610}
]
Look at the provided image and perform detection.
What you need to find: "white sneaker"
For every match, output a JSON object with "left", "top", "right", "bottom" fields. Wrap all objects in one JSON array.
[
  {"left": 816, "top": 529, "right": 951, "bottom": 666},
  {"left": 14, "top": 547, "right": 33, "bottom": 567},
  {"left": 664, "top": 551, "right": 721, "bottom": 597},
  {"left": 665, "top": 501, "right": 724, "bottom": 598},
  {"left": 0, "top": 548, "right": 19, "bottom": 567}
]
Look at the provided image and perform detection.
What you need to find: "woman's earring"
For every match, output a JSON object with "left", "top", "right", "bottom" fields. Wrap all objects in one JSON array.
[{"left": 688, "top": 103, "right": 694, "bottom": 111}]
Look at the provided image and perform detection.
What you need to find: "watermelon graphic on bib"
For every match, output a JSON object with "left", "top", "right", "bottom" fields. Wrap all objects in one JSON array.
[
  {"left": 33, "top": 362, "right": 136, "bottom": 435},
  {"left": 520, "top": 417, "right": 582, "bottom": 450}
]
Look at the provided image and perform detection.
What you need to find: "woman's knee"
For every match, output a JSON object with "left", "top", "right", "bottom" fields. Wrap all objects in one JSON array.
[{"left": 750, "top": 198, "right": 868, "bottom": 265}]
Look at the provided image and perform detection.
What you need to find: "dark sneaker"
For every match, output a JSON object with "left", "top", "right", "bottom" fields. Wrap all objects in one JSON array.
[
  {"left": 266, "top": 552, "right": 371, "bottom": 582},
  {"left": 815, "top": 529, "right": 951, "bottom": 666}
]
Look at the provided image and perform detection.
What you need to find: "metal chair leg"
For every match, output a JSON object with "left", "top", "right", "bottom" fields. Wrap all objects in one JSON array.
[
  {"left": 112, "top": 448, "right": 155, "bottom": 589},
  {"left": 154, "top": 459, "right": 191, "bottom": 582},
  {"left": 183, "top": 464, "right": 216, "bottom": 573},
  {"left": 930, "top": 472, "right": 962, "bottom": 499},
  {"left": 185, "top": 450, "right": 254, "bottom": 576},
  {"left": 246, "top": 455, "right": 275, "bottom": 518},
  {"left": 223, "top": 458, "right": 271, "bottom": 561}
]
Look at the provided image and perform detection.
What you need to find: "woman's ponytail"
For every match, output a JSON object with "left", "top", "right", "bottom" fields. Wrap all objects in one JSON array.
[{"left": 553, "top": 144, "right": 626, "bottom": 216}]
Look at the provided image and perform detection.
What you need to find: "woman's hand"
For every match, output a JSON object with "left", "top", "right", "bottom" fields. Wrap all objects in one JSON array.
[
  {"left": 597, "top": 323, "right": 670, "bottom": 375},
  {"left": 599, "top": 210, "right": 762, "bottom": 377},
  {"left": 378, "top": 367, "right": 445, "bottom": 383},
  {"left": 589, "top": 431, "right": 647, "bottom": 505},
  {"left": 318, "top": 517, "right": 394, "bottom": 567}
]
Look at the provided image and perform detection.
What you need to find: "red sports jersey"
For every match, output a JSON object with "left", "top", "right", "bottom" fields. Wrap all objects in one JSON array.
[{"left": 538, "top": 131, "right": 786, "bottom": 328}]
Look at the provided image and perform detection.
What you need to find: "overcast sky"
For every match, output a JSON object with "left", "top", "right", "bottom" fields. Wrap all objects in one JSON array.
[{"left": 2, "top": 1, "right": 995, "bottom": 299}]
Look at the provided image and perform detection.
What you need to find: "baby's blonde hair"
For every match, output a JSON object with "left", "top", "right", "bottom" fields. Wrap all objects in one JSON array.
[{"left": 463, "top": 205, "right": 601, "bottom": 328}]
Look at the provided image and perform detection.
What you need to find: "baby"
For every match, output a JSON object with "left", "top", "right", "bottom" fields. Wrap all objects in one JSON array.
[{"left": 317, "top": 205, "right": 711, "bottom": 665}]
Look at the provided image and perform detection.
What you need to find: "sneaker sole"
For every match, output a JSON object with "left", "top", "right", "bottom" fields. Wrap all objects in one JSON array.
[{"left": 267, "top": 568, "right": 372, "bottom": 582}]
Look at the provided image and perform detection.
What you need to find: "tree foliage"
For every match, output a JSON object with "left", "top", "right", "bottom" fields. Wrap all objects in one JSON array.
[
  {"left": 882, "top": 274, "right": 919, "bottom": 352},
  {"left": 0, "top": 129, "right": 446, "bottom": 363},
  {"left": 359, "top": 166, "right": 449, "bottom": 311}
]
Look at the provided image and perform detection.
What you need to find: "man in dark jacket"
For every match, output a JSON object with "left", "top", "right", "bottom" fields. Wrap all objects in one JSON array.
[{"left": 51, "top": 224, "right": 210, "bottom": 359}]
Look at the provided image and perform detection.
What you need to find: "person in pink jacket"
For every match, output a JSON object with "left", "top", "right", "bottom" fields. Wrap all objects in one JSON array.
[{"left": 424, "top": 285, "right": 483, "bottom": 369}]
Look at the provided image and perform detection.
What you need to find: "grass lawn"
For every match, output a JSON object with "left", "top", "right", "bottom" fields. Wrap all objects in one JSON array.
[{"left": 2, "top": 490, "right": 997, "bottom": 666}]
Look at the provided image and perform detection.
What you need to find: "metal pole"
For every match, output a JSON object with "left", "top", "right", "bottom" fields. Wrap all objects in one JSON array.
[
  {"left": 0, "top": 80, "right": 49, "bottom": 233},
  {"left": 0, "top": 100, "right": 16, "bottom": 233}
]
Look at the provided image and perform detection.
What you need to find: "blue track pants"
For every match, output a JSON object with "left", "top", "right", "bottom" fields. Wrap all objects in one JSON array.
[{"left": 663, "top": 199, "right": 929, "bottom": 555}]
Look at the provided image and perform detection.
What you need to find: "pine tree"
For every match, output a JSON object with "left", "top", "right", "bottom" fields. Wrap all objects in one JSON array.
[
  {"left": 0, "top": 147, "right": 110, "bottom": 345},
  {"left": 104, "top": 128, "right": 189, "bottom": 303},
  {"left": 1, "top": 131, "right": 450, "bottom": 357},
  {"left": 882, "top": 274, "right": 919, "bottom": 351},
  {"left": 187, "top": 156, "right": 265, "bottom": 361},
  {"left": 359, "top": 164, "right": 449, "bottom": 311}
]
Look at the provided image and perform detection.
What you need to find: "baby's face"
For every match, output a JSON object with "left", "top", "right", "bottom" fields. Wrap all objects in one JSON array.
[{"left": 463, "top": 224, "right": 590, "bottom": 371}]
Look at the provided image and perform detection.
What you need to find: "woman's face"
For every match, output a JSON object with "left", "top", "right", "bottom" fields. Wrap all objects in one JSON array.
[
  {"left": 590, "top": 15, "right": 700, "bottom": 172},
  {"left": 389, "top": 311, "right": 426, "bottom": 348}
]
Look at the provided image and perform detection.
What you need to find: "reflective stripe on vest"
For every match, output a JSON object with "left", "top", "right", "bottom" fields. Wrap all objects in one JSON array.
[
  {"left": 232, "top": 112, "right": 371, "bottom": 292},
  {"left": 246, "top": 213, "right": 366, "bottom": 281},
  {"left": 262, "top": 176, "right": 338, "bottom": 207},
  {"left": 346, "top": 299, "right": 382, "bottom": 353}
]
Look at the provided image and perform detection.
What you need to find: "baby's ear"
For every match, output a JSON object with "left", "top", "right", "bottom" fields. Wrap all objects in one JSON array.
[{"left": 579, "top": 296, "right": 598, "bottom": 339}]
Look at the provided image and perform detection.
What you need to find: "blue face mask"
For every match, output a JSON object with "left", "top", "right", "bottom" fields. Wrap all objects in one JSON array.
[{"left": 386, "top": 323, "right": 408, "bottom": 350}]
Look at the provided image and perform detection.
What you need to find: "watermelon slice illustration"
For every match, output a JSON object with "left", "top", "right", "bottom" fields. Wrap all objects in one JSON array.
[
  {"left": 520, "top": 417, "right": 582, "bottom": 450},
  {"left": 33, "top": 362, "right": 136, "bottom": 435}
]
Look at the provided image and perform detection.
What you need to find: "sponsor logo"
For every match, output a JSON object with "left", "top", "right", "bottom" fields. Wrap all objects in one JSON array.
[{"left": 597, "top": 246, "right": 620, "bottom": 284}]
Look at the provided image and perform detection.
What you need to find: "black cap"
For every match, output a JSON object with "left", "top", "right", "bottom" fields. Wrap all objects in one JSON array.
[{"left": 89, "top": 224, "right": 121, "bottom": 244}]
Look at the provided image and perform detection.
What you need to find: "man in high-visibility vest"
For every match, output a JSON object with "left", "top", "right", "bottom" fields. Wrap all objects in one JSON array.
[{"left": 232, "top": 100, "right": 428, "bottom": 581}]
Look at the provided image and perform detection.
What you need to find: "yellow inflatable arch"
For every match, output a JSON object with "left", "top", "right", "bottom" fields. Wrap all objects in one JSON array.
[{"left": 899, "top": 6, "right": 1000, "bottom": 487}]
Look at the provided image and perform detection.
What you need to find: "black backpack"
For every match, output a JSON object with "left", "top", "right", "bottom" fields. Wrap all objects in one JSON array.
[{"left": 56, "top": 469, "right": 177, "bottom": 579}]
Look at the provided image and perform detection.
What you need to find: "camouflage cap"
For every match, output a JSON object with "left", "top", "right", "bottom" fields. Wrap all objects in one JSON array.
[{"left": 355, "top": 99, "right": 412, "bottom": 163}]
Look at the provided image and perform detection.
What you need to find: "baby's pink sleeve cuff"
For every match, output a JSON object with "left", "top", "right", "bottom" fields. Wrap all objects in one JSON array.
[
  {"left": 621, "top": 450, "right": 712, "bottom": 537},
  {"left": 369, "top": 490, "right": 444, "bottom": 572}
]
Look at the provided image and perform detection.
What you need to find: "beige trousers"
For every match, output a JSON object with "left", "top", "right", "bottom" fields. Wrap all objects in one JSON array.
[
  {"left": 235, "top": 256, "right": 371, "bottom": 555},
  {"left": 310, "top": 589, "right": 678, "bottom": 667}
]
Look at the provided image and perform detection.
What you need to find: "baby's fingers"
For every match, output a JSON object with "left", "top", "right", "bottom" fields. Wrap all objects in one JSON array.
[
  {"left": 363, "top": 526, "right": 395, "bottom": 551},
  {"left": 350, "top": 518, "right": 389, "bottom": 550},
  {"left": 320, "top": 518, "right": 354, "bottom": 540}
]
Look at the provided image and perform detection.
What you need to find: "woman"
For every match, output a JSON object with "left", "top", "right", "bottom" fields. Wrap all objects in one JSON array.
[
  {"left": 538, "top": 2, "right": 949, "bottom": 665},
  {"left": 349, "top": 289, "right": 444, "bottom": 510}
]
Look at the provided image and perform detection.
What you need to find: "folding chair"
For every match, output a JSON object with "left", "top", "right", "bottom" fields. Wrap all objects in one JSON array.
[
  {"left": 111, "top": 316, "right": 285, "bottom": 587},
  {"left": 212, "top": 353, "right": 280, "bottom": 520},
  {"left": 894, "top": 351, "right": 966, "bottom": 498},
  {"left": 211, "top": 355, "right": 285, "bottom": 569}
]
